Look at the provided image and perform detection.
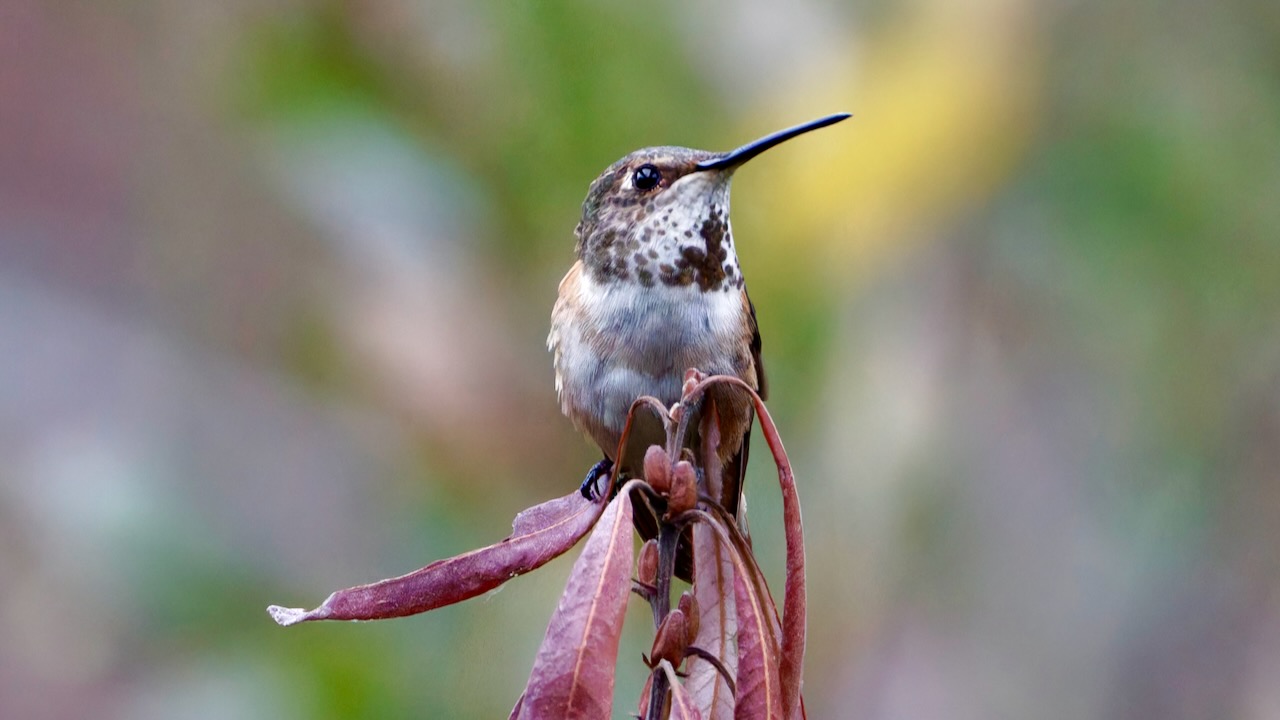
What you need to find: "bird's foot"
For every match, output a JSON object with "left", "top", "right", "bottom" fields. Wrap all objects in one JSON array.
[{"left": 579, "top": 458, "right": 615, "bottom": 502}]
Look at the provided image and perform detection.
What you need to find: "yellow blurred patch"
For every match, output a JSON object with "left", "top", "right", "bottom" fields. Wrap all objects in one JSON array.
[{"left": 738, "top": 1, "right": 1040, "bottom": 283}]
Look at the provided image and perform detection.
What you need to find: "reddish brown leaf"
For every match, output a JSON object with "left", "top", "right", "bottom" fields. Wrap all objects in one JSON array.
[
  {"left": 698, "top": 401, "right": 725, "bottom": 510},
  {"left": 658, "top": 660, "right": 705, "bottom": 720},
  {"left": 636, "top": 671, "right": 655, "bottom": 717},
  {"left": 685, "top": 374, "right": 807, "bottom": 719},
  {"left": 515, "top": 482, "right": 638, "bottom": 720},
  {"left": 677, "top": 511, "right": 781, "bottom": 720},
  {"left": 733, "top": 571, "right": 782, "bottom": 720},
  {"left": 686, "top": 520, "right": 737, "bottom": 720},
  {"left": 699, "top": 503, "right": 783, "bottom": 655},
  {"left": 267, "top": 489, "right": 605, "bottom": 625},
  {"left": 743, "top": 388, "right": 806, "bottom": 720}
]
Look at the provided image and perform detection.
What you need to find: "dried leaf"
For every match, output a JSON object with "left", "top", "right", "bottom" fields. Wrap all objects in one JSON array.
[
  {"left": 744, "top": 390, "right": 806, "bottom": 720},
  {"left": 636, "top": 671, "right": 654, "bottom": 717},
  {"left": 516, "top": 483, "right": 638, "bottom": 720},
  {"left": 687, "top": 521, "right": 737, "bottom": 720},
  {"left": 677, "top": 510, "right": 782, "bottom": 720},
  {"left": 267, "top": 489, "right": 605, "bottom": 625},
  {"left": 703, "top": 502, "right": 782, "bottom": 655},
  {"left": 659, "top": 660, "right": 705, "bottom": 720},
  {"left": 685, "top": 374, "right": 807, "bottom": 719},
  {"left": 733, "top": 571, "right": 782, "bottom": 720},
  {"left": 698, "top": 398, "right": 725, "bottom": 514}
]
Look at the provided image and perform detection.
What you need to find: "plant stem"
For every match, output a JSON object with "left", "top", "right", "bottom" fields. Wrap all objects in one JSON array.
[{"left": 645, "top": 519, "right": 681, "bottom": 719}]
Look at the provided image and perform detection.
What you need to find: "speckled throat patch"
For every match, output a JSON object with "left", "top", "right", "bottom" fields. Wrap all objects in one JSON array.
[{"left": 579, "top": 167, "right": 744, "bottom": 293}]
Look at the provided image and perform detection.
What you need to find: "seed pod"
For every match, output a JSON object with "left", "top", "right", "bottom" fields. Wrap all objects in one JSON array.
[
  {"left": 643, "top": 445, "right": 671, "bottom": 494},
  {"left": 668, "top": 460, "right": 697, "bottom": 516},
  {"left": 638, "top": 539, "right": 659, "bottom": 586},
  {"left": 649, "top": 609, "right": 689, "bottom": 669}
]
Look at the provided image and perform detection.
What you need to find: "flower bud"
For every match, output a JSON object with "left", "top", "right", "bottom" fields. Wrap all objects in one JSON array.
[
  {"left": 643, "top": 445, "right": 670, "bottom": 494},
  {"left": 677, "top": 591, "right": 700, "bottom": 646},
  {"left": 668, "top": 460, "right": 697, "bottom": 516},
  {"left": 682, "top": 368, "right": 705, "bottom": 398},
  {"left": 638, "top": 539, "right": 659, "bottom": 586},
  {"left": 649, "top": 609, "right": 688, "bottom": 669}
]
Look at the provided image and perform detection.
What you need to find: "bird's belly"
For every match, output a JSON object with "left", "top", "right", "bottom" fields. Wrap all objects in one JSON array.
[
  {"left": 553, "top": 280, "right": 745, "bottom": 445},
  {"left": 568, "top": 317, "right": 732, "bottom": 431}
]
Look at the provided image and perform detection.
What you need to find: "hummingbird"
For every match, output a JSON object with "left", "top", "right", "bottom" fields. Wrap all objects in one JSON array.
[{"left": 548, "top": 113, "right": 850, "bottom": 534}]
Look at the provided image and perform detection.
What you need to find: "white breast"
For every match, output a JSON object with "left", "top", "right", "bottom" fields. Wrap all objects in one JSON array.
[{"left": 549, "top": 266, "right": 745, "bottom": 440}]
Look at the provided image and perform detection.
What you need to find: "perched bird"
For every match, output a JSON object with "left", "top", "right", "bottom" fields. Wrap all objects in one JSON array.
[{"left": 548, "top": 114, "right": 850, "bottom": 538}]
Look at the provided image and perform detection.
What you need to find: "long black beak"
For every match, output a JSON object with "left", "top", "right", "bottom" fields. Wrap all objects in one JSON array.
[{"left": 695, "top": 112, "right": 851, "bottom": 171}]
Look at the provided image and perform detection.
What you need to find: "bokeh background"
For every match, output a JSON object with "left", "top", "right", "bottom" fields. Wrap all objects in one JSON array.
[{"left": 3, "top": 0, "right": 1279, "bottom": 717}]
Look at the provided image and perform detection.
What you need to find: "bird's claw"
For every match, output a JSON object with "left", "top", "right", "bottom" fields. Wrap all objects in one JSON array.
[{"left": 579, "top": 458, "right": 615, "bottom": 501}]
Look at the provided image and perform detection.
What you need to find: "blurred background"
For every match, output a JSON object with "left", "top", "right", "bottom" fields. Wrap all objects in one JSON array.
[{"left": 3, "top": 0, "right": 1279, "bottom": 717}]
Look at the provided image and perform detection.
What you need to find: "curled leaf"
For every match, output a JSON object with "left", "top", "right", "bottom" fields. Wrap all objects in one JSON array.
[
  {"left": 267, "top": 489, "right": 605, "bottom": 625},
  {"left": 742, "top": 386, "right": 806, "bottom": 719},
  {"left": 684, "top": 374, "right": 806, "bottom": 718},
  {"left": 686, "top": 520, "right": 737, "bottom": 720},
  {"left": 636, "top": 671, "right": 655, "bottom": 718},
  {"left": 700, "top": 502, "right": 783, "bottom": 656},
  {"left": 658, "top": 660, "right": 705, "bottom": 720},
  {"left": 733, "top": 571, "right": 782, "bottom": 719},
  {"left": 675, "top": 510, "right": 780, "bottom": 720},
  {"left": 516, "top": 482, "right": 639, "bottom": 719}
]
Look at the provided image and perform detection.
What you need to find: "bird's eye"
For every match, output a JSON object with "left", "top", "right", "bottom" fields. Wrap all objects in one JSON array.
[{"left": 632, "top": 164, "right": 661, "bottom": 191}]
